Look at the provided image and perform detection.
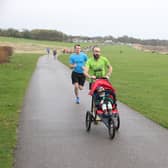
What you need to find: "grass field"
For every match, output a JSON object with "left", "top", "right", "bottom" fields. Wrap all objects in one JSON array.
[
  {"left": 0, "top": 53, "right": 40, "bottom": 168},
  {"left": 0, "top": 36, "right": 93, "bottom": 53},
  {"left": 0, "top": 36, "right": 73, "bottom": 46},
  {"left": 59, "top": 45, "right": 168, "bottom": 128}
]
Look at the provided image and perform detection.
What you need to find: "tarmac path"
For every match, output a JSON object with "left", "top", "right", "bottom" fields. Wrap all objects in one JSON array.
[{"left": 15, "top": 56, "right": 168, "bottom": 168}]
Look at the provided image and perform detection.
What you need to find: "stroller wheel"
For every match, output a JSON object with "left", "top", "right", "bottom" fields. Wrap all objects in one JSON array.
[
  {"left": 85, "top": 111, "right": 92, "bottom": 132},
  {"left": 108, "top": 117, "right": 115, "bottom": 139},
  {"left": 114, "top": 114, "right": 120, "bottom": 130}
]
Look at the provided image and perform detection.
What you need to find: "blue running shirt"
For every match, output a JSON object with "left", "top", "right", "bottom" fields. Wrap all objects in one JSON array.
[{"left": 69, "top": 52, "right": 88, "bottom": 73}]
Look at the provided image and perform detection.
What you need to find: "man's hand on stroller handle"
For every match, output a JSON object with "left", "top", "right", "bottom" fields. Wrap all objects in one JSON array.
[
  {"left": 89, "top": 75, "right": 109, "bottom": 80},
  {"left": 89, "top": 75, "right": 96, "bottom": 79}
]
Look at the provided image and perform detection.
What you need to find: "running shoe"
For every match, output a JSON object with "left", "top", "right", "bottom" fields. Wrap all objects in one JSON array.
[{"left": 75, "top": 97, "right": 80, "bottom": 104}]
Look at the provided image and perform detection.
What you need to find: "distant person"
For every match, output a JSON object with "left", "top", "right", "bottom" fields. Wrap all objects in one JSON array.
[
  {"left": 69, "top": 44, "right": 88, "bottom": 104},
  {"left": 53, "top": 49, "right": 57, "bottom": 59},
  {"left": 46, "top": 48, "right": 50, "bottom": 57}
]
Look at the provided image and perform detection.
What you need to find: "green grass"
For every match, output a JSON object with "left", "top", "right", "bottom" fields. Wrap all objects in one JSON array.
[
  {"left": 0, "top": 36, "right": 70, "bottom": 46},
  {"left": 59, "top": 45, "right": 168, "bottom": 128},
  {"left": 0, "top": 36, "right": 93, "bottom": 48},
  {"left": 0, "top": 53, "right": 40, "bottom": 168}
]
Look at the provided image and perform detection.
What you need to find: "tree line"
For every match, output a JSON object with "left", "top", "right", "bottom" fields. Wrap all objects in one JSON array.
[
  {"left": 0, "top": 28, "right": 68, "bottom": 41},
  {"left": 0, "top": 28, "right": 168, "bottom": 46}
]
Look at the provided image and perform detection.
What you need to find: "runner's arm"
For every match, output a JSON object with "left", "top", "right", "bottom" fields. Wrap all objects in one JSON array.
[
  {"left": 105, "top": 64, "right": 112, "bottom": 79},
  {"left": 69, "top": 63, "right": 76, "bottom": 69},
  {"left": 83, "top": 66, "right": 96, "bottom": 79},
  {"left": 69, "top": 55, "right": 76, "bottom": 69}
]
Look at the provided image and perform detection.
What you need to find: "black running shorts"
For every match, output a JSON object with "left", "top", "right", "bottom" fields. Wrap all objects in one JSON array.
[{"left": 71, "top": 71, "right": 86, "bottom": 86}]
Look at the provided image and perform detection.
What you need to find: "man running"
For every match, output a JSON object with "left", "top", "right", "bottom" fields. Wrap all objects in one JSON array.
[
  {"left": 69, "top": 44, "right": 88, "bottom": 104},
  {"left": 84, "top": 46, "right": 112, "bottom": 86}
]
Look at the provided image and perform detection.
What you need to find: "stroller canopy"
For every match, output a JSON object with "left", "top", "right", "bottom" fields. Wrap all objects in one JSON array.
[{"left": 89, "top": 79, "right": 115, "bottom": 96}]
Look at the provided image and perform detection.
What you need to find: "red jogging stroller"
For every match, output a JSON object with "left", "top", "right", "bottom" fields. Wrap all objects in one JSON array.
[{"left": 85, "top": 78, "right": 120, "bottom": 139}]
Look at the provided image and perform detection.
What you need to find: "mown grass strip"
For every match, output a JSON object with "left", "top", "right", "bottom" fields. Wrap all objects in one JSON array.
[{"left": 0, "top": 53, "right": 40, "bottom": 168}]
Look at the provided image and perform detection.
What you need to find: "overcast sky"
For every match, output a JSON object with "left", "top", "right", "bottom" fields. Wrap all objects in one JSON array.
[{"left": 1, "top": 0, "right": 168, "bottom": 39}]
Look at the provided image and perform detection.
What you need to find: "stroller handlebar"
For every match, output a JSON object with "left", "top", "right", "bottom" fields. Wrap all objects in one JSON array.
[{"left": 90, "top": 76, "right": 109, "bottom": 81}]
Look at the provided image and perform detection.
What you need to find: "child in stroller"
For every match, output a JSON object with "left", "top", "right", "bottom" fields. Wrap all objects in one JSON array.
[
  {"left": 94, "top": 86, "right": 114, "bottom": 115},
  {"left": 85, "top": 78, "right": 120, "bottom": 139},
  {"left": 89, "top": 78, "right": 118, "bottom": 116}
]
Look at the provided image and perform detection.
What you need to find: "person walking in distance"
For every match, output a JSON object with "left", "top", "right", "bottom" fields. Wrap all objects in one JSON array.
[
  {"left": 46, "top": 47, "right": 50, "bottom": 57},
  {"left": 69, "top": 44, "right": 88, "bottom": 104},
  {"left": 53, "top": 49, "right": 57, "bottom": 59}
]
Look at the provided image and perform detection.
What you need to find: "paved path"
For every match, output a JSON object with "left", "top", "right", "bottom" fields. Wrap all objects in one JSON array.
[{"left": 15, "top": 56, "right": 168, "bottom": 168}]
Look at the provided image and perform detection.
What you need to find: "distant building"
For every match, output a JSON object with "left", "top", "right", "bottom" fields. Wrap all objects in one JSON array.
[{"left": 104, "top": 40, "right": 113, "bottom": 44}]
